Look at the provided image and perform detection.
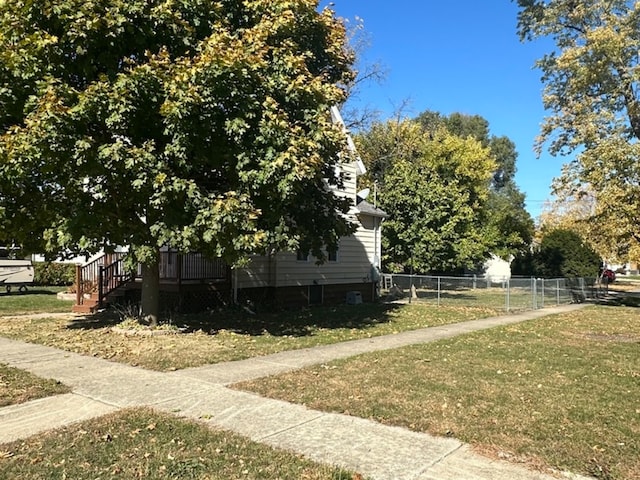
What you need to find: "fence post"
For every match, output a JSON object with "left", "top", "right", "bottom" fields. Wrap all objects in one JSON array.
[
  {"left": 505, "top": 279, "right": 510, "bottom": 312},
  {"left": 437, "top": 276, "right": 441, "bottom": 306},
  {"left": 531, "top": 277, "right": 537, "bottom": 310},
  {"left": 556, "top": 279, "right": 560, "bottom": 305},
  {"left": 541, "top": 278, "right": 545, "bottom": 308},
  {"left": 409, "top": 272, "right": 413, "bottom": 304}
]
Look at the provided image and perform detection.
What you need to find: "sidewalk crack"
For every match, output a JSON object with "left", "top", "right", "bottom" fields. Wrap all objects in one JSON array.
[
  {"left": 255, "top": 412, "right": 326, "bottom": 441},
  {"left": 413, "top": 443, "right": 464, "bottom": 479}
]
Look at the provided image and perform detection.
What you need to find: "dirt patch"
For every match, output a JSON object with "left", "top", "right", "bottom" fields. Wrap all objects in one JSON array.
[{"left": 581, "top": 332, "right": 640, "bottom": 343}]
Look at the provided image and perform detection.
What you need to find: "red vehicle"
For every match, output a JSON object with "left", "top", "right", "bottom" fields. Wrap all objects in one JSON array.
[{"left": 601, "top": 269, "right": 616, "bottom": 283}]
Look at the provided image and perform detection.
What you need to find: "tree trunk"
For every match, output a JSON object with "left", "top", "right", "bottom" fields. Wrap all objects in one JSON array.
[{"left": 140, "top": 258, "right": 160, "bottom": 327}]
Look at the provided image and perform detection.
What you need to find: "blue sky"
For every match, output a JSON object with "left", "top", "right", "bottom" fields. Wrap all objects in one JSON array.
[{"left": 325, "top": 0, "right": 566, "bottom": 219}]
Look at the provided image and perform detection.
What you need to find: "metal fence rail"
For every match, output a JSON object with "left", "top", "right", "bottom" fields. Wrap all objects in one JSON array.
[{"left": 380, "top": 274, "right": 608, "bottom": 312}]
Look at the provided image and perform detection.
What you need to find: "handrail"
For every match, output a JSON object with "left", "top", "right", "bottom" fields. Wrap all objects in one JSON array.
[
  {"left": 75, "top": 252, "right": 127, "bottom": 306},
  {"left": 98, "top": 255, "right": 134, "bottom": 307},
  {"left": 75, "top": 254, "right": 104, "bottom": 306}
]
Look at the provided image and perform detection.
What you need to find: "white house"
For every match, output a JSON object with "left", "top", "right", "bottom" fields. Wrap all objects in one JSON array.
[
  {"left": 233, "top": 157, "right": 386, "bottom": 307},
  {"left": 73, "top": 108, "right": 387, "bottom": 312}
]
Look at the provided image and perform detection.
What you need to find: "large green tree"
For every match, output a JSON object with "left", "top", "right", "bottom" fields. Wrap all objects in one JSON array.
[
  {"left": 416, "top": 110, "right": 534, "bottom": 258},
  {"left": 0, "top": 0, "right": 356, "bottom": 323},
  {"left": 516, "top": 0, "right": 640, "bottom": 255},
  {"left": 357, "top": 119, "right": 496, "bottom": 273}
]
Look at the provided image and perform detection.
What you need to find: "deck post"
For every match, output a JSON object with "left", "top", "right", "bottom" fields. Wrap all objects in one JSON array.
[
  {"left": 98, "top": 265, "right": 104, "bottom": 308},
  {"left": 75, "top": 264, "right": 82, "bottom": 306},
  {"left": 176, "top": 253, "right": 182, "bottom": 291}
]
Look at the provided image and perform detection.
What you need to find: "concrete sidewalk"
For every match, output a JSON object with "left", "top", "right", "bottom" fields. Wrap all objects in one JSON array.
[{"left": 0, "top": 304, "right": 591, "bottom": 480}]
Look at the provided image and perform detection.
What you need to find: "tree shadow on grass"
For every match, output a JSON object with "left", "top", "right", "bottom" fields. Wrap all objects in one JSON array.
[
  {"left": 590, "top": 291, "right": 640, "bottom": 308},
  {"left": 414, "top": 291, "right": 480, "bottom": 301},
  {"left": 66, "top": 310, "right": 123, "bottom": 331},
  {"left": 65, "top": 302, "right": 404, "bottom": 338},
  {"left": 0, "top": 288, "right": 59, "bottom": 297}
]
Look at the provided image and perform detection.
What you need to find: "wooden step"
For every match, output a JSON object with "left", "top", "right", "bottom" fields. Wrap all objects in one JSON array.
[
  {"left": 73, "top": 289, "right": 123, "bottom": 314},
  {"left": 72, "top": 303, "right": 98, "bottom": 314}
]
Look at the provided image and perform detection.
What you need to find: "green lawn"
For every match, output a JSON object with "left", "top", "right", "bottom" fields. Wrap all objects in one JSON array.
[
  {"left": 388, "top": 278, "right": 577, "bottom": 312},
  {"left": 0, "top": 302, "right": 502, "bottom": 371},
  {"left": 0, "top": 408, "right": 359, "bottom": 480},
  {"left": 235, "top": 304, "right": 640, "bottom": 480},
  {"left": 0, "top": 287, "right": 73, "bottom": 315}
]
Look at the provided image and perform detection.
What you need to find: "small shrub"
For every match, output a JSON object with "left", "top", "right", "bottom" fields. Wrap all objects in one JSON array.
[{"left": 33, "top": 262, "right": 76, "bottom": 286}]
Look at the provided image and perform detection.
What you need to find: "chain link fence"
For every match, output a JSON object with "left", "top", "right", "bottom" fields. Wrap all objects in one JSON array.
[{"left": 380, "top": 274, "right": 609, "bottom": 312}]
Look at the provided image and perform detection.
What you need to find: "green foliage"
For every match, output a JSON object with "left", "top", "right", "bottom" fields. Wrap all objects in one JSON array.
[
  {"left": 33, "top": 262, "right": 75, "bottom": 286},
  {"left": 416, "top": 110, "right": 515, "bottom": 190},
  {"left": 531, "top": 228, "right": 601, "bottom": 278},
  {"left": 0, "top": 0, "right": 356, "bottom": 318},
  {"left": 415, "top": 110, "right": 534, "bottom": 258},
  {"left": 516, "top": 0, "right": 640, "bottom": 253},
  {"left": 485, "top": 186, "right": 534, "bottom": 259},
  {"left": 358, "top": 110, "right": 533, "bottom": 273},
  {"left": 510, "top": 250, "right": 536, "bottom": 276},
  {"left": 358, "top": 120, "right": 496, "bottom": 273}
]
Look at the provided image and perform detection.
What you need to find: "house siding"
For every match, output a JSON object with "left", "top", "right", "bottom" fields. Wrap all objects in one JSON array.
[
  {"left": 235, "top": 255, "right": 273, "bottom": 288},
  {"left": 233, "top": 161, "right": 381, "bottom": 307}
]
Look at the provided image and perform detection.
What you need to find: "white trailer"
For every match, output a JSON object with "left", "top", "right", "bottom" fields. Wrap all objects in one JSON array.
[{"left": 0, "top": 259, "right": 34, "bottom": 293}]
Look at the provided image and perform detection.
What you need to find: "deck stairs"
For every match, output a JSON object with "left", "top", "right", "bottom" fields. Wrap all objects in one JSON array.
[{"left": 72, "top": 253, "right": 131, "bottom": 313}]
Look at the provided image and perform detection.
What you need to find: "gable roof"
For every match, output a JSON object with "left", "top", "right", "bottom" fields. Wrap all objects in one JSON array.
[{"left": 330, "top": 106, "right": 366, "bottom": 175}]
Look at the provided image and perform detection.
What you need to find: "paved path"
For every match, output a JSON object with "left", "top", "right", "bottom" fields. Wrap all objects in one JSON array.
[{"left": 0, "top": 304, "right": 592, "bottom": 480}]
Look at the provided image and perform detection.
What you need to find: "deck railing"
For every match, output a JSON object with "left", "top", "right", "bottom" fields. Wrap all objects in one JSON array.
[
  {"left": 98, "top": 256, "right": 134, "bottom": 306},
  {"left": 138, "top": 252, "right": 229, "bottom": 282},
  {"left": 76, "top": 251, "right": 229, "bottom": 307},
  {"left": 75, "top": 252, "right": 127, "bottom": 307},
  {"left": 176, "top": 252, "right": 228, "bottom": 281}
]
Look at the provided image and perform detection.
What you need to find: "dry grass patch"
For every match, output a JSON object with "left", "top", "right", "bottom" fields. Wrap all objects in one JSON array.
[
  {"left": 235, "top": 305, "right": 640, "bottom": 480},
  {"left": 0, "top": 303, "right": 501, "bottom": 371},
  {"left": 0, "top": 363, "right": 70, "bottom": 407},
  {"left": 0, "top": 408, "right": 359, "bottom": 479}
]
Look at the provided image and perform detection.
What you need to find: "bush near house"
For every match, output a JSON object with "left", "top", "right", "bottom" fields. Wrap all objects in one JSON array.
[{"left": 33, "top": 262, "right": 75, "bottom": 286}]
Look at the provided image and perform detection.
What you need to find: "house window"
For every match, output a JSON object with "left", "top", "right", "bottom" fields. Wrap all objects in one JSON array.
[
  {"left": 296, "top": 250, "right": 309, "bottom": 262},
  {"left": 328, "top": 247, "right": 338, "bottom": 262}
]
